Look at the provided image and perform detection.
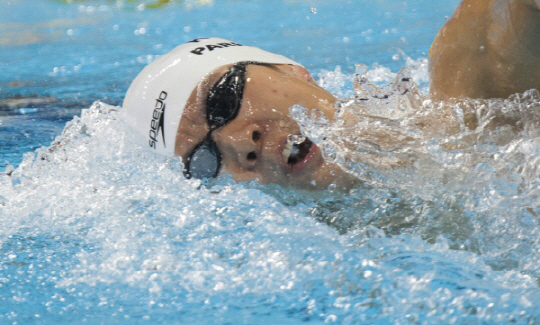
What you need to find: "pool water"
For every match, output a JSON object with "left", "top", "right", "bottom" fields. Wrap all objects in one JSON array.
[{"left": 2, "top": 0, "right": 540, "bottom": 324}]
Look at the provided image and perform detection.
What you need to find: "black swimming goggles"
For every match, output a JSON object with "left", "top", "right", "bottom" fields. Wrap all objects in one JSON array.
[{"left": 183, "top": 61, "right": 273, "bottom": 179}]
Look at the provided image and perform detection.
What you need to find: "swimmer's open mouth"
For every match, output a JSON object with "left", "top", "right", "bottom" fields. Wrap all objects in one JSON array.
[{"left": 283, "top": 138, "right": 313, "bottom": 165}]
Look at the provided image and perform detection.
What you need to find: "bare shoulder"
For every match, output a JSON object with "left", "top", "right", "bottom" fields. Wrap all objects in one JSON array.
[{"left": 430, "top": 0, "right": 540, "bottom": 100}]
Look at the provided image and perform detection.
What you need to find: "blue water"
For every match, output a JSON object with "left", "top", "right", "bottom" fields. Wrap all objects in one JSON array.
[{"left": 3, "top": 0, "right": 540, "bottom": 324}]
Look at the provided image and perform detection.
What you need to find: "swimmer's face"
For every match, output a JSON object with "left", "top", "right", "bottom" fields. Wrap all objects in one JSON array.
[{"left": 175, "top": 63, "right": 358, "bottom": 190}]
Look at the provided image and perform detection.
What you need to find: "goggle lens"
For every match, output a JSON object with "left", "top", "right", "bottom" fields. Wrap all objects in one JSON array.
[{"left": 185, "top": 137, "right": 221, "bottom": 179}]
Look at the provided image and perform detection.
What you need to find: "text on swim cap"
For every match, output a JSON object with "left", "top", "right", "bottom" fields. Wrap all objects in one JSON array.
[
  {"left": 190, "top": 42, "right": 243, "bottom": 55},
  {"left": 149, "top": 91, "right": 167, "bottom": 149},
  {"left": 187, "top": 37, "right": 209, "bottom": 43}
]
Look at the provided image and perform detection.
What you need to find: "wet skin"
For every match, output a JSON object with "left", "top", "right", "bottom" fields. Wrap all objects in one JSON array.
[
  {"left": 174, "top": 64, "right": 359, "bottom": 190},
  {"left": 430, "top": 0, "right": 540, "bottom": 100}
]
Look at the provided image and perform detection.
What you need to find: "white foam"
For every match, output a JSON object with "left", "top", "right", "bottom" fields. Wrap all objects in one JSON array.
[{"left": 1, "top": 81, "right": 540, "bottom": 323}]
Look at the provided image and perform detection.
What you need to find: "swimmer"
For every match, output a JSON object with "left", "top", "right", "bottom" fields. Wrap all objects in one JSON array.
[{"left": 123, "top": 0, "right": 540, "bottom": 190}]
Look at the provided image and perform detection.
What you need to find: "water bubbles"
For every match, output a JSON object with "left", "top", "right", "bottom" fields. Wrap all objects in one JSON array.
[
  {"left": 310, "top": 109, "right": 329, "bottom": 124},
  {"left": 133, "top": 27, "right": 147, "bottom": 36},
  {"left": 5, "top": 46, "right": 540, "bottom": 325},
  {"left": 78, "top": 5, "right": 95, "bottom": 13},
  {"left": 327, "top": 183, "right": 337, "bottom": 192},
  {"left": 322, "top": 144, "right": 337, "bottom": 162},
  {"left": 17, "top": 108, "right": 38, "bottom": 115},
  {"left": 49, "top": 65, "right": 70, "bottom": 77},
  {"left": 325, "top": 315, "right": 337, "bottom": 322},
  {"left": 135, "top": 54, "right": 156, "bottom": 64},
  {"left": 310, "top": 7, "right": 317, "bottom": 14},
  {"left": 289, "top": 104, "right": 310, "bottom": 126},
  {"left": 351, "top": 64, "right": 423, "bottom": 118},
  {"left": 287, "top": 134, "right": 306, "bottom": 145}
]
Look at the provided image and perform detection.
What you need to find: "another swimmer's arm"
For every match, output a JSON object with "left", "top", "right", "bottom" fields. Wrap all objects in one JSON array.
[
  {"left": 430, "top": 0, "right": 540, "bottom": 100},
  {"left": 429, "top": 0, "right": 493, "bottom": 100}
]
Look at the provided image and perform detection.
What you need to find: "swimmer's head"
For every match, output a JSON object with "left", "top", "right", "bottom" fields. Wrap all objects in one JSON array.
[
  {"left": 124, "top": 37, "right": 299, "bottom": 156},
  {"left": 124, "top": 37, "right": 358, "bottom": 190}
]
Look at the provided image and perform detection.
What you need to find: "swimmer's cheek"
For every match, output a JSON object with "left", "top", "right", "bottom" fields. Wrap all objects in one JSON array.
[{"left": 220, "top": 163, "right": 267, "bottom": 184}]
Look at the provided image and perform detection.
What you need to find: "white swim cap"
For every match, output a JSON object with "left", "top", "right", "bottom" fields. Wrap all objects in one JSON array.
[{"left": 123, "top": 37, "right": 301, "bottom": 156}]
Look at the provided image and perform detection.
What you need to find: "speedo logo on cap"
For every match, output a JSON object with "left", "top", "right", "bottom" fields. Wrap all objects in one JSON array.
[{"left": 149, "top": 91, "right": 167, "bottom": 149}]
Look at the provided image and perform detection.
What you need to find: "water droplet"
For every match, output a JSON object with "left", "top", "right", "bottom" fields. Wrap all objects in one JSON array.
[
  {"left": 287, "top": 134, "right": 306, "bottom": 145},
  {"left": 310, "top": 7, "right": 317, "bottom": 14},
  {"left": 324, "top": 151, "right": 336, "bottom": 161}
]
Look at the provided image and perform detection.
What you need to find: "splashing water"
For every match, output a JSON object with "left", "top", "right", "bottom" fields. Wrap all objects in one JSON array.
[
  {"left": 295, "top": 64, "right": 540, "bottom": 186},
  {"left": 287, "top": 134, "right": 307, "bottom": 145},
  {"left": 293, "top": 65, "right": 540, "bottom": 257},
  {"left": 2, "top": 66, "right": 540, "bottom": 323}
]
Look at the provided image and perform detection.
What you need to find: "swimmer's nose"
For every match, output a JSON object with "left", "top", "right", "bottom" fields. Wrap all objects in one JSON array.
[{"left": 227, "top": 124, "right": 264, "bottom": 169}]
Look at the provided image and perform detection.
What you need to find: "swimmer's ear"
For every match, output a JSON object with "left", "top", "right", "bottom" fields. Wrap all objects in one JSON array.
[
  {"left": 293, "top": 66, "right": 317, "bottom": 84},
  {"left": 278, "top": 65, "right": 316, "bottom": 84},
  {"left": 290, "top": 65, "right": 314, "bottom": 82}
]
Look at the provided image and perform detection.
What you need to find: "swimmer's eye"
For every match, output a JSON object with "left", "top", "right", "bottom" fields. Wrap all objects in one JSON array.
[{"left": 206, "top": 63, "right": 247, "bottom": 129}]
